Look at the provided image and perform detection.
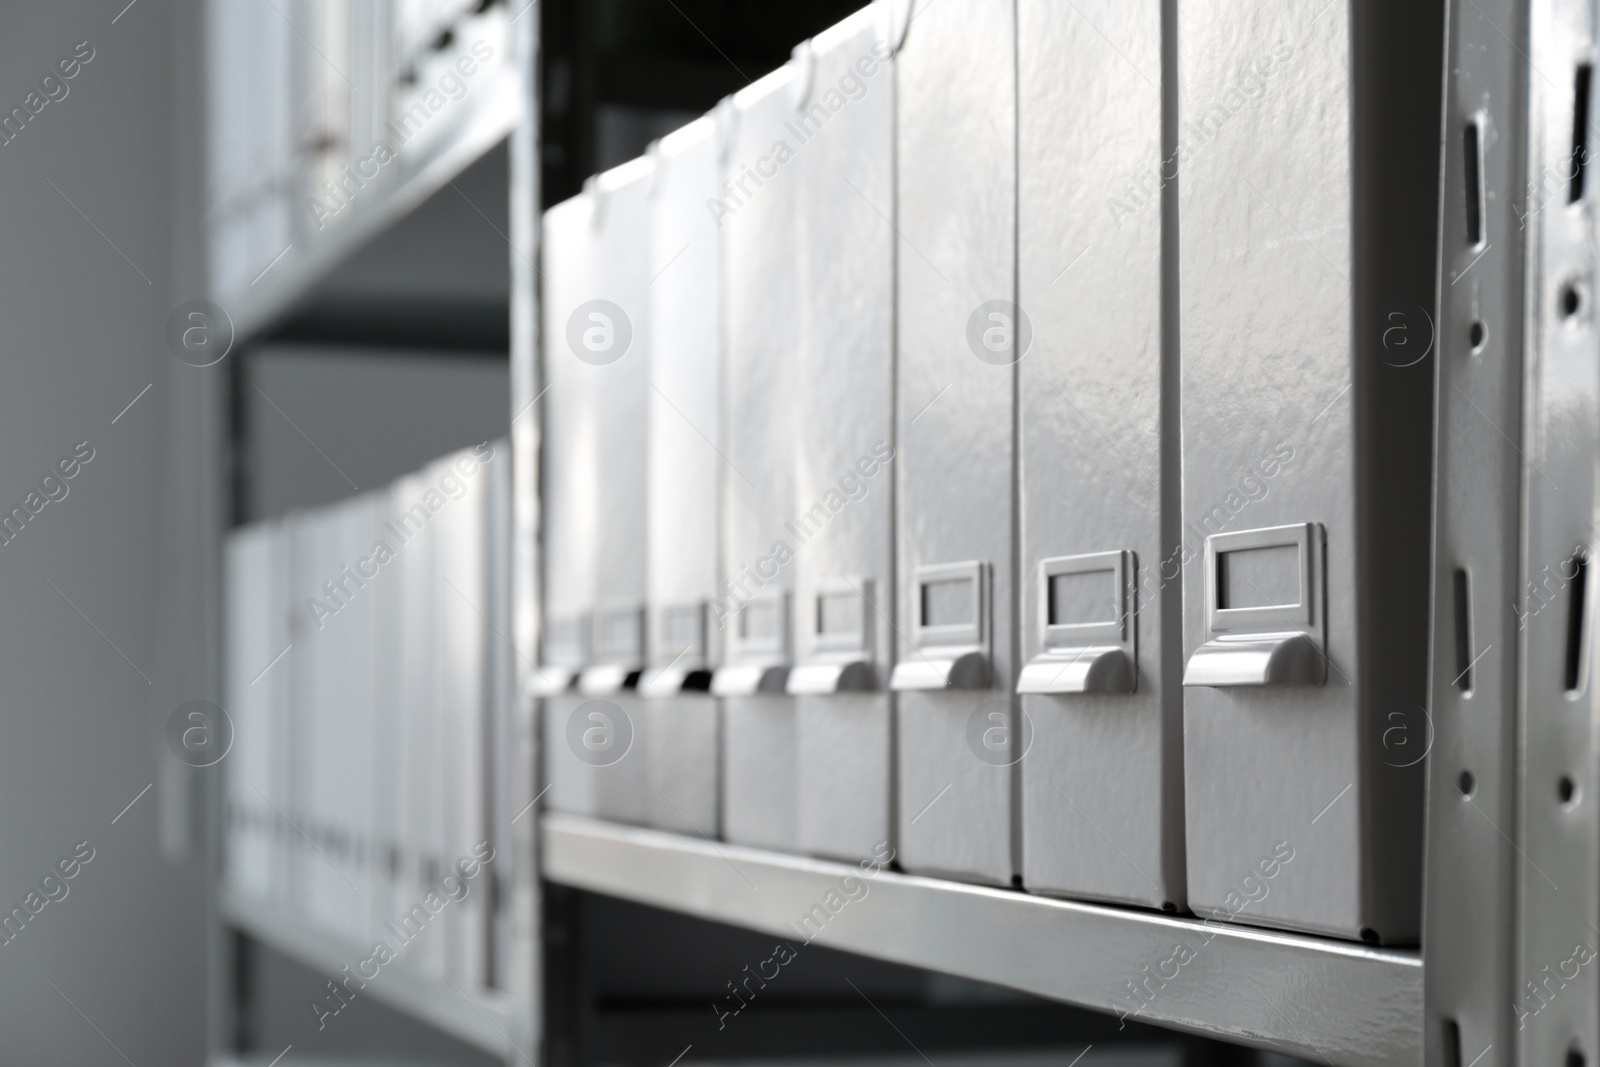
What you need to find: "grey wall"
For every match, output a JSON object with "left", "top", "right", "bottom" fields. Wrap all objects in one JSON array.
[{"left": 0, "top": 0, "right": 210, "bottom": 1063}]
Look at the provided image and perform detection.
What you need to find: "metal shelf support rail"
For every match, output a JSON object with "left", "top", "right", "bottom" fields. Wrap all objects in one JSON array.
[
  {"left": 1518, "top": 0, "right": 1600, "bottom": 1064},
  {"left": 508, "top": 1, "right": 545, "bottom": 1064},
  {"left": 1425, "top": 0, "right": 1528, "bottom": 1064},
  {"left": 542, "top": 813, "right": 1423, "bottom": 1067}
]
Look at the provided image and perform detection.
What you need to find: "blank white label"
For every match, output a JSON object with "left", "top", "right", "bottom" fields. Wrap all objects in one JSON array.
[
  {"left": 1218, "top": 544, "right": 1300, "bottom": 610},
  {"left": 663, "top": 606, "right": 701, "bottom": 653},
  {"left": 818, "top": 592, "right": 860, "bottom": 637},
  {"left": 1049, "top": 568, "right": 1117, "bottom": 627},
  {"left": 922, "top": 577, "right": 974, "bottom": 628},
  {"left": 597, "top": 611, "right": 641, "bottom": 657},
  {"left": 741, "top": 600, "right": 779, "bottom": 641}
]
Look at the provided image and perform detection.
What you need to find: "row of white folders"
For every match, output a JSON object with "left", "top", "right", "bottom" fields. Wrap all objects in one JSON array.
[
  {"left": 225, "top": 441, "right": 511, "bottom": 991},
  {"left": 537, "top": 0, "right": 1438, "bottom": 946}
]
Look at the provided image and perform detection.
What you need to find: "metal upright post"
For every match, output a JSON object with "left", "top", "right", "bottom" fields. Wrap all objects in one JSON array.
[
  {"left": 1517, "top": 1, "right": 1600, "bottom": 1063},
  {"left": 509, "top": 2, "right": 545, "bottom": 1064},
  {"left": 1425, "top": 1, "right": 1529, "bottom": 1065}
]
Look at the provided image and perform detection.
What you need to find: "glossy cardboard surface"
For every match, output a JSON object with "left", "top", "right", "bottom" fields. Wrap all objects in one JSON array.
[
  {"left": 791, "top": 8, "right": 898, "bottom": 863},
  {"left": 893, "top": 0, "right": 1018, "bottom": 885},
  {"left": 1177, "top": 0, "right": 1435, "bottom": 941},
  {"left": 719, "top": 66, "right": 805, "bottom": 850},
  {"left": 1016, "top": 0, "right": 1184, "bottom": 909},
  {"left": 539, "top": 193, "right": 600, "bottom": 817},
  {"left": 643, "top": 117, "right": 724, "bottom": 835}
]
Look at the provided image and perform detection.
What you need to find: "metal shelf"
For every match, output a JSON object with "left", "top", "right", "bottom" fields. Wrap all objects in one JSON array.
[
  {"left": 542, "top": 814, "right": 1423, "bottom": 1067},
  {"left": 218, "top": 889, "right": 531, "bottom": 1062},
  {"left": 220, "top": 67, "right": 523, "bottom": 342}
]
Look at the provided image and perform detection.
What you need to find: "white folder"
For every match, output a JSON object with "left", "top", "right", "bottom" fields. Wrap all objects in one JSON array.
[
  {"left": 430, "top": 454, "right": 468, "bottom": 986},
  {"left": 336, "top": 494, "right": 379, "bottom": 943},
  {"left": 364, "top": 487, "right": 403, "bottom": 948},
  {"left": 428, "top": 448, "right": 491, "bottom": 986},
  {"left": 295, "top": 496, "right": 372, "bottom": 943},
  {"left": 393, "top": 469, "right": 445, "bottom": 978},
  {"left": 582, "top": 157, "right": 655, "bottom": 828},
  {"left": 481, "top": 439, "right": 514, "bottom": 986},
  {"left": 285, "top": 510, "right": 322, "bottom": 928},
  {"left": 1177, "top": 0, "right": 1434, "bottom": 941},
  {"left": 888, "top": 0, "right": 1018, "bottom": 885},
  {"left": 224, "top": 523, "right": 274, "bottom": 902},
  {"left": 715, "top": 61, "right": 808, "bottom": 852},
  {"left": 788, "top": 7, "right": 898, "bottom": 864},
  {"left": 642, "top": 116, "right": 724, "bottom": 837},
  {"left": 539, "top": 193, "right": 603, "bottom": 818},
  {"left": 262, "top": 519, "right": 294, "bottom": 907},
  {"left": 1015, "top": 0, "right": 1184, "bottom": 910}
]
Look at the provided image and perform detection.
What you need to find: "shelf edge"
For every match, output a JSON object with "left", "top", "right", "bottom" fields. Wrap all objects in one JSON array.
[
  {"left": 542, "top": 813, "right": 1423, "bottom": 1067},
  {"left": 219, "top": 888, "right": 528, "bottom": 1061}
]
